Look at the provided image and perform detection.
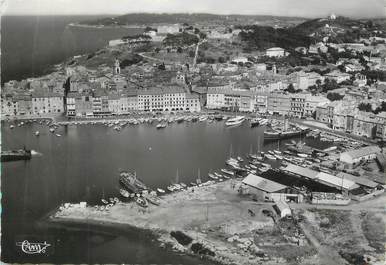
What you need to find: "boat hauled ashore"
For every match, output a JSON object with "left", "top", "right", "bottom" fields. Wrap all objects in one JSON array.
[{"left": 119, "top": 171, "right": 147, "bottom": 193}]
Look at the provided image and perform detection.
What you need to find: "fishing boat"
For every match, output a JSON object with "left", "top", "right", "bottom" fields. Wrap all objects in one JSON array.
[
  {"left": 35, "top": 131, "right": 40, "bottom": 136},
  {"left": 259, "top": 119, "right": 269, "bottom": 125},
  {"left": 119, "top": 171, "right": 147, "bottom": 193},
  {"left": 156, "top": 123, "right": 167, "bottom": 129},
  {"left": 144, "top": 195, "right": 161, "bottom": 206},
  {"left": 225, "top": 116, "right": 245, "bottom": 127},
  {"left": 101, "top": 199, "right": 108, "bottom": 205},
  {"left": 157, "top": 188, "right": 165, "bottom": 194},
  {"left": 55, "top": 133, "right": 61, "bottom": 137},
  {"left": 9, "top": 125, "right": 15, "bottom": 129},
  {"left": 135, "top": 197, "right": 148, "bottom": 208},
  {"left": 119, "top": 189, "right": 130, "bottom": 198},
  {"left": 190, "top": 182, "right": 197, "bottom": 186},
  {"left": 180, "top": 183, "right": 187, "bottom": 189},
  {"left": 208, "top": 173, "right": 218, "bottom": 180},
  {"left": 214, "top": 115, "right": 223, "bottom": 121},
  {"left": 167, "top": 185, "right": 175, "bottom": 192},
  {"left": 265, "top": 154, "right": 277, "bottom": 160},
  {"left": 49, "top": 128, "right": 55, "bottom": 133},
  {"left": 237, "top": 156, "right": 244, "bottom": 162},
  {"left": 297, "top": 153, "right": 308, "bottom": 158},
  {"left": 221, "top": 168, "right": 234, "bottom": 175},
  {"left": 274, "top": 154, "right": 284, "bottom": 160},
  {"left": 199, "top": 116, "right": 208, "bottom": 122},
  {"left": 214, "top": 172, "right": 222, "bottom": 178},
  {"left": 264, "top": 120, "right": 309, "bottom": 141},
  {"left": 250, "top": 118, "right": 260, "bottom": 128},
  {"left": 1, "top": 148, "right": 32, "bottom": 162}
]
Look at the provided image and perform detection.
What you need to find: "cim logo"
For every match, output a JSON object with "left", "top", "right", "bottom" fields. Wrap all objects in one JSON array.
[{"left": 16, "top": 240, "right": 52, "bottom": 255}]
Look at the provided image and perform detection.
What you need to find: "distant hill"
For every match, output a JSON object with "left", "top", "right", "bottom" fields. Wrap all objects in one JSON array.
[{"left": 79, "top": 13, "right": 306, "bottom": 27}]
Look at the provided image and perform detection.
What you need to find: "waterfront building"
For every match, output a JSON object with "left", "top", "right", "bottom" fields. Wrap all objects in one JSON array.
[
  {"left": 206, "top": 87, "right": 254, "bottom": 112},
  {"left": 1, "top": 95, "right": 19, "bottom": 116},
  {"left": 340, "top": 146, "right": 382, "bottom": 164},
  {"left": 75, "top": 93, "right": 93, "bottom": 116},
  {"left": 185, "top": 93, "right": 201, "bottom": 112},
  {"left": 267, "top": 91, "right": 290, "bottom": 115},
  {"left": 108, "top": 94, "right": 121, "bottom": 114},
  {"left": 66, "top": 92, "right": 77, "bottom": 116},
  {"left": 315, "top": 102, "right": 334, "bottom": 126},
  {"left": 304, "top": 95, "right": 330, "bottom": 117},
  {"left": 240, "top": 174, "right": 304, "bottom": 203},
  {"left": 32, "top": 92, "right": 64, "bottom": 115},
  {"left": 137, "top": 86, "right": 186, "bottom": 112},
  {"left": 92, "top": 91, "right": 110, "bottom": 115},
  {"left": 289, "top": 93, "right": 308, "bottom": 118},
  {"left": 265, "top": 47, "right": 285, "bottom": 57}
]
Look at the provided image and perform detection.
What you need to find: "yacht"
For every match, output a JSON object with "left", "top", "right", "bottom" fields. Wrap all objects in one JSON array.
[{"left": 225, "top": 116, "right": 245, "bottom": 127}]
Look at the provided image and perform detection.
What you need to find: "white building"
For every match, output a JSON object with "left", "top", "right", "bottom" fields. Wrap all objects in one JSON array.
[
  {"left": 32, "top": 93, "right": 64, "bottom": 115},
  {"left": 266, "top": 47, "right": 285, "bottom": 57},
  {"left": 206, "top": 88, "right": 254, "bottom": 112},
  {"left": 340, "top": 146, "right": 382, "bottom": 164},
  {"left": 157, "top": 24, "right": 180, "bottom": 34}
]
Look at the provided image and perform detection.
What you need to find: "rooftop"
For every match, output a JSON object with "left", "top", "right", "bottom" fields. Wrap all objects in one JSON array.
[
  {"left": 341, "top": 146, "right": 382, "bottom": 160},
  {"left": 242, "top": 174, "right": 287, "bottom": 193}
]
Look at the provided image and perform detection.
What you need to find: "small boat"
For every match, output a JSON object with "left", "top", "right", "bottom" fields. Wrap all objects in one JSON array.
[
  {"left": 250, "top": 118, "right": 260, "bottom": 127},
  {"left": 273, "top": 150, "right": 282, "bottom": 155},
  {"left": 298, "top": 153, "right": 308, "bottom": 158},
  {"left": 157, "top": 188, "right": 165, "bottom": 194},
  {"left": 180, "top": 183, "right": 187, "bottom": 188},
  {"left": 167, "top": 185, "right": 175, "bottom": 192},
  {"left": 214, "top": 172, "right": 222, "bottom": 178},
  {"left": 144, "top": 195, "right": 161, "bottom": 206},
  {"left": 190, "top": 182, "right": 197, "bottom": 186},
  {"left": 156, "top": 123, "right": 167, "bottom": 129},
  {"left": 55, "top": 134, "right": 61, "bottom": 137},
  {"left": 135, "top": 197, "right": 148, "bottom": 208},
  {"left": 35, "top": 131, "right": 40, "bottom": 136},
  {"left": 199, "top": 116, "right": 208, "bottom": 122},
  {"left": 49, "top": 128, "right": 55, "bottom": 133},
  {"left": 237, "top": 156, "right": 244, "bottom": 162},
  {"left": 101, "top": 199, "right": 108, "bottom": 205},
  {"left": 275, "top": 154, "right": 284, "bottom": 160},
  {"left": 265, "top": 154, "right": 277, "bottom": 160},
  {"left": 120, "top": 189, "right": 130, "bottom": 198},
  {"left": 225, "top": 116, "right": 245, "bottom": 127},
  {"left": 208, "top": 173, "right": 218, "bottom": 180},
  {"left": 9, "top": 125, "right": 15, "bottom": 129},
  {"left": 221, "top": 169, "right": 234, "bottom": 175},
  {"left": 222, "top": 175, "right": 230, "bottom": 179}
]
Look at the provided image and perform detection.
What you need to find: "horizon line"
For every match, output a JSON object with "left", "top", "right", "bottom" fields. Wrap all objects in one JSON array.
[{"left": 2, "top": 12, "right": 383, "bottom": 20}]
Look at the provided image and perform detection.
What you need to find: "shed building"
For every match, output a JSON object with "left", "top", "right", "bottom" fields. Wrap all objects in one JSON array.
[{"left": 340, "top": 146, "right": 381, "bottom": 164}]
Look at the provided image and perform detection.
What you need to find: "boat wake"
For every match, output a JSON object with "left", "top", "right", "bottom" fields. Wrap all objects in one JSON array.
[{"left": 31, "top": 150, "right": 42, "bottom": 156}]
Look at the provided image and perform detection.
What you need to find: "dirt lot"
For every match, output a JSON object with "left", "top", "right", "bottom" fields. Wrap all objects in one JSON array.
[{"left": 298, "top": 208, "right": 385, "bottom": 265}]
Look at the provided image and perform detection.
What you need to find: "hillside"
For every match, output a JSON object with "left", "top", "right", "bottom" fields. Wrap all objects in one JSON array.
[{"left": 294, "top": 16, "right": 386, "bottom": 42}]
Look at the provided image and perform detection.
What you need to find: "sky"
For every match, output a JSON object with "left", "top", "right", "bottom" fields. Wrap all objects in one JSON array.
[{"left": 3, "top": 0, "right": 385, "bottom": 18}]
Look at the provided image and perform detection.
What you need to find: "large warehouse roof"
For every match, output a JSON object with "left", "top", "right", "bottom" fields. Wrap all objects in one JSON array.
[
  {"left": 282, "top": 164, "right": 319, "bottom": 179},
  {"left": 282, "top": 163, "right": 360, "bottom": 191},
  {"left": 341, "top": 146, "right": 381, "bottom": 160},
  {"left": 316, "top": 172, "right": 359, "bottom": 191},
  {"left": 242, "top": 174, "right": 287, "bottom": 193},
  {"left": 336, "top": 172, "right": 379, "bottom": 189}
]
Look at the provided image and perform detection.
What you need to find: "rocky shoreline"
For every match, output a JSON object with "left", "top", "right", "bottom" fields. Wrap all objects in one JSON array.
[{"left": 48, "top": 180, "right": 298, "bottom": 265}]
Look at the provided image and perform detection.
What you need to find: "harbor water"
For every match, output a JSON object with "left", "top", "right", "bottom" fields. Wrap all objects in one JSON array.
[{"left": 1, "top": 119, "right": 332, "bottom": 263}]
